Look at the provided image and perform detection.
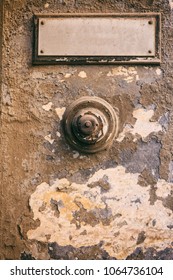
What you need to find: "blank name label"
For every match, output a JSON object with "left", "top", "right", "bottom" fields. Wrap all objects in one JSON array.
[{"left": 38, "top": 16, "right": 156, "bottom": 57}]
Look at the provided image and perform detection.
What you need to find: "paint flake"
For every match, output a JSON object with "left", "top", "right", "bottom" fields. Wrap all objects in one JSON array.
[
  {"left": 117, "top": 108, "right": 162, "bottom": 142},
  {"left": 55, "top": 107, "right": 66, "bottom": 120},
  {"left": 73, "top": 152, "right": 80, "bottom": 159},
  {"left": 78, "top": 71, "right": 87, "bottom": 78},
  {"left": 107, "top": 66, "right": 137, "bottom": 83},
  {"left": 42, "top": 102, "right": 53, "bottom": 112},
  {"left": 28, "top": 166, "right": 173, "bottom": 259},
  {"left": 44, "top": 134, "right": 54, "bottom": 144},
  {"left": 156, "top": 68, "right": 162, "bottom": 76},
  {"left": 56, "top": 131, "right": 61, "bottom": 138},
  {"left": 169, "top": 0, "right": 173, "bottom": 9},
  {"left": 64, "top": 73, "right": 71, "bottom": 78}
]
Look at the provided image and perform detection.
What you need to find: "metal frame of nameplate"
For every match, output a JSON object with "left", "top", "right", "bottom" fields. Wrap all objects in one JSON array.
[{"left": 33, "top": 13, "right": 161, "bottom": 65}]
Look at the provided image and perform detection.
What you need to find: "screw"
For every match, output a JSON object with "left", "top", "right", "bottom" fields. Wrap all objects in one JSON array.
[{"left": 85, "top": 121, "right": 92, "bottom": 128}]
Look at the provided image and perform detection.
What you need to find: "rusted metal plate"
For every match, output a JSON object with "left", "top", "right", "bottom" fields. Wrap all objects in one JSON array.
[{"left": 33, "top": 14, "right": 161, "bottom": 65}]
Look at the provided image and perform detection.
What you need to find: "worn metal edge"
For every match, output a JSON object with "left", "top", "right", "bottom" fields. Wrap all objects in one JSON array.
[{"left": 33, "top": 12, "right": 161, "bottom": 18}]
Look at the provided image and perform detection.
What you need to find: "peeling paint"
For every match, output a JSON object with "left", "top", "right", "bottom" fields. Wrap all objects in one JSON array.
[
  {"left": 78, "top": 71, "right": 87, "bottom": 78},
  {"left": 44, "top": 134, "right": 54, "bottom": 144},
  {"left": 2, "top": 0, "right": 173, "bottom": 261},
  {"left": 117, "top": 108, "right": 162, "bottom": 142},
  {"left": 136, "top": 74, "right": 139, "bottom": 81},
  {"left": 44, "top": 3, "right": 49, "bottom": 8},
  {"left": 56, "top": 132, "right": 61, "bottom": 138},
  {"left": 55, "top": 107, "right": 66, "bottom": 120},
  {"left": 169, "top": 0, "right": 173, "bottom": 9},
  {"left": 64, "top": 73, "right": 71, "bottom": 78},
  {"left": 156, "top": 68, "right": 162, "bottom": 76},
  {"left": 73, "top": 151, "right": 80, "bottom": 159},
  {"left": 107, "top": 66, "right": 137, "bottom": 83},
  {"left": 42, "top": 102, "right": 53, "bottom": 112},
  {"left": 120, "top": 139, "right": 161, "bottom": 178},
  {"left": 27, "top": 166, "right": 173, "bottom": 259}
]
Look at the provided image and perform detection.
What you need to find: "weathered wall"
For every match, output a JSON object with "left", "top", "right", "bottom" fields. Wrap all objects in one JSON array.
[{"left": 1, "top": 0, "right": 173, "bottom": 260}]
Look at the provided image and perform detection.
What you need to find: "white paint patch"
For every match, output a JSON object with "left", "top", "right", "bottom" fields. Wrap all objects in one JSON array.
[
  {"left": 55, "top": 107, "right": 66, "bottom": 120},
  {"left": 56, "top": 131, "right": 61, "bottom": 138},
  {"left": 156, "top": 179, "right": 173, "bottom": 198},
  {"left": 117, "top": 108, "right": 162, "bottom": 142},
  {"left": 107, "top": 66, "right": 137, "bottom": 83},
  {"left": 42, "top": 102, "right": 53, "bottom": 112},
  {"left": 156, "top": 68, "right": 162, "bottom": 76},
  {"left": 169, "top": 0, "right": 173, "bottom": 9},
  {"left": 44, "top": 134, "right": 54, "bottom": 144},
  {"left": 136, "top": 74, "right": 140, "bottom": 81},
  {"left": 73, "top": 151, "right": 80, "bottom": 159},
  {"left": 44, "top": 3, "right": 49, "bottom": 8},
  {"left": 79, "top": 155, "right": 87, "bottom": 159},
  {"left": 64, "top": 73, "right": 71, "bottom": 78},
  {"left": 28, "top": 166, "right": 173, "bottom": 259},
  {"left": 78, "top": 71, "right": 87, "bottom": 78}
]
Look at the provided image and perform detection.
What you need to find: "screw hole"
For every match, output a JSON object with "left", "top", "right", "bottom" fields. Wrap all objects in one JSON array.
[
  {"left": 40, "top": 50, "right": 44, "bottom": 54},
  {"left": 41, "top": 21, "right": 44, "bottom": 25},
  {"left": 148, "top": 50, "right": 152, "bottom": 54},
  {"left": 148, "top": 20, "right": 153, "bottom": 25}
]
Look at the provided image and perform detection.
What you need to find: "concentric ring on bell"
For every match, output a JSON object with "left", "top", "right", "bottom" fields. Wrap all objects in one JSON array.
[
  {"left": 62, "top": 96, "right": 119, "bottom": 153},
  {"left": 72, "top": 110, "right": 104, "bottom": 144}
]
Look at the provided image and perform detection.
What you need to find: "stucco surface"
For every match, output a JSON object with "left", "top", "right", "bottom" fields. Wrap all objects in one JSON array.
[{"left": 0, "top": 0, "right": 173, "bottom": 259}]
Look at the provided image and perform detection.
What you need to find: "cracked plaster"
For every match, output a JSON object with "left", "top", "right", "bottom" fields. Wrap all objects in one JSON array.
[
  {"left": 27, "top": 165, "right": 173, "bottom": 259},
  {"left": 1, "top": 0, "right": 173, "bottom": 260}
]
